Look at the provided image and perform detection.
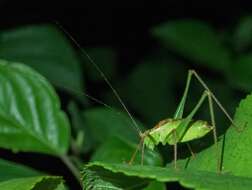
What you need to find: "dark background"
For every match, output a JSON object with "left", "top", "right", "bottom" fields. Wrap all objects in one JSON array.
[
  {"left": 0, "top": 5, "right": 251, "bottom": 190},
  {"left": 0, "top": 6, "right": 249, "bottom": 54}
]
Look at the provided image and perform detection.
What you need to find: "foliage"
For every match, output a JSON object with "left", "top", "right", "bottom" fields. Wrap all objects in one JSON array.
[
  {"left": 0, "top": 158, "right": 63, "bottom": 190},
  {"left": 82, "top": 93, "right": 252, "bottom": 190},
  {"left": 0, "top": 16, "right": 252, "bottom": 189}
]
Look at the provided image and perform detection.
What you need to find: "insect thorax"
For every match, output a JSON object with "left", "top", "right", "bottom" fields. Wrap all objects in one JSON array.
[{"left": 143, "top": 118, "right": 213, "bottom": 150}]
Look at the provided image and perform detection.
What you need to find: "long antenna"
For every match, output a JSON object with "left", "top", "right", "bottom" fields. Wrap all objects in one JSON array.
[
  {"left": 54, "top": 21, "right": 142, "bottom": 136},
  {"left": 59, "top": 85, "right": 140, "bottom": 129}
]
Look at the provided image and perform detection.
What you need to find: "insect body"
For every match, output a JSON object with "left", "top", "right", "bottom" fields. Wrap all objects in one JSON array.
[
  {"left": 127, "top": 70, "right": 241, "bottom": 172},
  {"left": 143, "top": 119, "right": 213, "bottom": 150},
  {"left": 57, "top": 23, "right": 241, "bottom": 173}
]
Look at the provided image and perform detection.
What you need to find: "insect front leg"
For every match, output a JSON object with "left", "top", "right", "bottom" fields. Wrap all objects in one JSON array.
[
  {"left": 128, "top": 134, "right": 146, "bottom": 165},
  {"left": 141, "top": 142, "right": 145, "bottom": 165}
]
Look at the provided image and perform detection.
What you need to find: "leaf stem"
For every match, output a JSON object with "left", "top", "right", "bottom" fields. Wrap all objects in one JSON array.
[{"left": 60, "top": 155, "right": 82, "bottom": 188}]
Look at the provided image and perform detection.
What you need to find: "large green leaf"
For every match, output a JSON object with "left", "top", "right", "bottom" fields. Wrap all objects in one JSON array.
[
  {"left": 0, "top": 176, "right": 63, "bottom": 190},
  {"left": 0, "top": 60, "right": 70, "bottom": 155},
  {"left": 0, "top": 158, "right": 42, "bottom": 182},
  {"left": 143, "top": 181, "right": 166, "bottom": 190},
  {"left": 91, "top": 138, "right": 166, "bottom": 190},
  {"left": 183, "top": 93, "right": 252, "bottom": 177},
  {"left": 0, "top": 24, "right": 83, "bottom": 94},
  {"left": 83, "top": 162, "right": 252, "bottom": 190},
  {"left": 0, "top": 158, "right": 67, "bottom": 189},
  {"left": 82, "top": 165, "right": 148, "bottom": 190},
  {"left": 152, "top": 20, "right": 231, "bottom": 71}
]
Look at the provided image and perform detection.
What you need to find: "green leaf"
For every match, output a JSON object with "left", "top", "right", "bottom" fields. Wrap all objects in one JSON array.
[
  {"left": 183, "top": 93, "right": 252, "bottom": 177},
  {"left": 55, "top": 183, "right": 67, "bottom": 190},
  {"left": 91, "top": 137, "right": 162, "bottom": 166},
  {"left": 82, "top": 166, "right": 148, "bottom": 190},
  {"left": 0, "top": 158, "right": 68, "bottom": 189},
  {"left": 82, "top": 93, "right": 252, "bottom": 190},
  {"left": 233, "top": 16, "right": 252, "bottom": 51},
  {"left": 68, "top": 101, "right": 84, "bottom": 134},
  {"left": 0, "top": 159, "right": 42, "bottom": 182},
  {"left": 0, "top": 176, "right": 63, "bottom": 190},
  {"left": 143, "top": 181, "right": 166, "bottom": 190},
  {"left": 152, "top": 20, "right": 231, "bottom": 71},
  {"left": 144, "top": 181, "right": 166, "bottom": 190},
  {"left": 228, "top": 54, "right": 252, "bottom": 91},
  {"left": 0, "top": 60, "right": 70, "bottom": 155},
  {"left": 67, "top": 101, "right": 86, "bottom": 153},
  {"left": 0, "top": 24, "right": 83, "bottom": 94},
  {"left": 82, "top": 107, "right": 144, "bottom": 149},
  {"left": 83, "top": 162, "right": 252, "bottom": 190}
]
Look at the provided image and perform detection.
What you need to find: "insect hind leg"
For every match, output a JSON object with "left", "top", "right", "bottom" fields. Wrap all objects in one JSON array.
[
  {"left": 190, "top": 70, "right": 242, "bottom": 132},
  {"left": 186, "top": 143, "right": 196, "bottom": 159},
  {"left": 206, "top": 91, "right": 221, "bottom": 173}
]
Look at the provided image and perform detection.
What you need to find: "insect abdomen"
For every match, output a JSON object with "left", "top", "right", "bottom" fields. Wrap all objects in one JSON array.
[{"left": 143, "top": 119, "right": 213, "bottom": 149}]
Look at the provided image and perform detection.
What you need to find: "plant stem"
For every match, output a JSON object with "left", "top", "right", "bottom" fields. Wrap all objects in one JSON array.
[{"left": 60, "top": 155, "right": 82, "bottom": 188}]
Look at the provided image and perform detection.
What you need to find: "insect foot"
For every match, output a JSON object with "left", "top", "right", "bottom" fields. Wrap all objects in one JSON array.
[
  {"left": 127, "top": 133, "right": 147, "bottom": 165},
  {"left": 172, "top": 161, "right": 180, "bottom": 172},
  {"left": 236, "top": 121, "right": 248, "bottom": 133}
]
